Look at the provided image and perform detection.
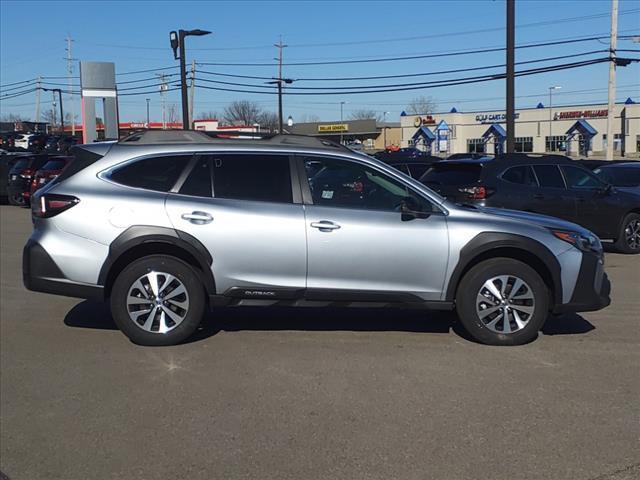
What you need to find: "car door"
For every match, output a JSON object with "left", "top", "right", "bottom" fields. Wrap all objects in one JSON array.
[
  {"left": 299, "top": 154, "right": 449, "bottom": 301},
  {"left": 560, "top": 165, "right": 621, "bottom": 237},
  {"left": 530, "top": 164, "right": 578, "bottom": 223},
  {"left": 496, "top": 165, "right": 539, "bottom": 210},
  {"left": 164, "top": 152, "right": 307, "bottom": 294}
]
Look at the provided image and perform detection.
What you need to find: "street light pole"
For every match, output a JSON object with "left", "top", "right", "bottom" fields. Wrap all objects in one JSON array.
[
  {"left": 170, "top": 29, "right": 211, "bottom": 130},
  {"left": 340, "top": 101, "right": 346, "bottom": 144},
  {"left": 146, "top": 98, "right": 150, "bottom": 128},
  {"left": 548, "top": 86, "right": 561, "bottom": 151},
  {"left": 383, "top": 111, "right": 390, "bottom": 148},
  {"left": 506, "top": 0, "right": 516, "bottom": 154}
]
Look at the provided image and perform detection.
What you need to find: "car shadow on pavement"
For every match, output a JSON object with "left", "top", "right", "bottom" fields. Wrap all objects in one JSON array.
[
  {"left": 541, "top": 313, "right": 595, "bottom": 335},
  {"left": 63, "top": 301, "right": 596, "bottom": 344}
]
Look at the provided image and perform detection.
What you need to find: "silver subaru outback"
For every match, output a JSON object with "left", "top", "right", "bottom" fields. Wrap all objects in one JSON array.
[{"left": 23, "top": 131, "right": 610, "bottom": 346}]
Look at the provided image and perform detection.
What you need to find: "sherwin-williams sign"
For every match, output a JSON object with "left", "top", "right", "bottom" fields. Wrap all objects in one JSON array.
[
  {"left": 318, "top": 124, "right": 349, "bottom": 132},
  {"left": 553, "top": 109, "right": 608, "bottom": 120}
]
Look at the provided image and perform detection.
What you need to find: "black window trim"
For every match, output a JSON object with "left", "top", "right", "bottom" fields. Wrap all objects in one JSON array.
[{"left": 294, "top": 153, "right": 444, "bottom": 215}]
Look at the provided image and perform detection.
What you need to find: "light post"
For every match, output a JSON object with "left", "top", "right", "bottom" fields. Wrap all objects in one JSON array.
[
  {"left": 170, "top": 29, "right": 211, "bottom": 130},
  {"left": 548, "top": 85, "right": 561, "bottom": 151},
  {"left": 146, "top": 98, "right": 150, "bottom": 128},
  {"left": 340, "top": 101, "right": 346, "bottom": 144},
  {"left": 383, "top": 111, "right": 390, "bottom": 149}
]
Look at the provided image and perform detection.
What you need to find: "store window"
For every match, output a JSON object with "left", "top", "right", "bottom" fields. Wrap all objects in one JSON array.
[
  {"left": 602, "top": 134, "right": 623, "bottom": 152},
  {"left": 545, "top": 135, "right": 566, "bottom": 152},
  {"left": 467, "top": 138, "right": 486, "bottom": 154},
  {"left": 514, "top": 137, "right": 533, "bottom": 153}
]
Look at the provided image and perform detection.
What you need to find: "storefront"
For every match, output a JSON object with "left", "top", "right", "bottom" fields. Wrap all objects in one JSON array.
[
  {"left": 289, "top": 119, "right": 401, "bottom": 150},
  {"left": 401, "top": 100, "right": 639, "bottom": 158}
]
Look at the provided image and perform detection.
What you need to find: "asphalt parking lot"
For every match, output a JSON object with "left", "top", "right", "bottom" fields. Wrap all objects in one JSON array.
[{"left": 0, "top": 204, "right": 639, "bottom": 480}]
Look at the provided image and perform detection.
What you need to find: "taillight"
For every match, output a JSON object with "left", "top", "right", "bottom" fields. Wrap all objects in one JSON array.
[
  {"left": 32, "top": 193, "right": 79, "bottom": 218},
  {"left": 458, "top": 185, "right": 493, "bottom": 200},
  {"left": 20, "top": 168, "right": 35, "bottom": 179}
]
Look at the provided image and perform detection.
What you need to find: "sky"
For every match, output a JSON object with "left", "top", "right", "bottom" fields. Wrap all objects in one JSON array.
[{"left": 1, "top": 0, "right": 639, "bottom": 124}]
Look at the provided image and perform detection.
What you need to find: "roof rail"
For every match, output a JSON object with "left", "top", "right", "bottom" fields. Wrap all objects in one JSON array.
[{"left": 117, "top": 129, "right": 350, "bottom": 151}]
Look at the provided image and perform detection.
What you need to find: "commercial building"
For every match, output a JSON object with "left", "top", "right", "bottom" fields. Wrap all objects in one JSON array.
[
  {"left": 400, "top": 100, "right": 639, "bottom": 158},
  {"left": 289, "top": 119, "right": 402, "bottom": 150}
]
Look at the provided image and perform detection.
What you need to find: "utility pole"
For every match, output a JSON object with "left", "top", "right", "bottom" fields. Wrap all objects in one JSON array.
[
  {"left": 51, "top": 91, "right": 57, "bottom": 131},
  {"left": 340, "top": 101, "right": 346, "bottom": 145},
  {"left": 146, "top": 98, "right": 150, "bottom": 128},
  {"left": 275, "top": 37, "right": 287, "bottom": 134},
  {"left": 157, "top": 73, "right": 168, "bottom": 129},
  {"left": 506, "top": 0, "right": 516, "bottom": 154},
  {"left": 65, "top": 36, "right": 76, "bottom": 135},
  {"left": 189, "top": 60, "right": 196, "bottom": 128},
  {"left": 606, "top": 0, "right": 619, "bottom": 160},
  {"left": 34, "top": 75, "right": 42, "bottom": 125}
]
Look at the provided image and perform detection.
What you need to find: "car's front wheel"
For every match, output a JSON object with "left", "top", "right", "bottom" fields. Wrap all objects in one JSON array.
[
  {"left": 456, "top": 258, "right": 550, "bottom": 346},
  {"left": 110, "top": 255, "right": 206, "bottom": 346}
]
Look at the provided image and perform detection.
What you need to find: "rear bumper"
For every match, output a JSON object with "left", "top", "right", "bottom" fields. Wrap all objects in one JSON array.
[
  {"left": 553, "top": 251, "right": 611, "bottom": 314},
  {"left": 23, "top": 239, "right": 104, "bottom": 301}
]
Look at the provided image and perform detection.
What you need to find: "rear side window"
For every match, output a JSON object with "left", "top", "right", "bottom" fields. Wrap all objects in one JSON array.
[
  {"left": 501, "top": 165, "right": 538, "bottom": 186},
  {"left": 532, "top": 165, "right": 565, "bottom": 188},
  {"left": 420, "top": 164, "right": 482, "bottom": 186},
  {"left": 41, "top": 159, "right": 67, "bottom": 171},
  {"left": 211, "top": 154, "right": 292, "bottom": 203},
  {"left": 407, "top": 163, "right": 430, "bottom": 179},
  {"left": 179, "top": 156, "right": 212, "bottom": 197},
  {"left": 561, "top": 165, "right": 603, "bottom": 188},
  {"left": 110, "top": 155, "right": 192, "bottom": 192}
]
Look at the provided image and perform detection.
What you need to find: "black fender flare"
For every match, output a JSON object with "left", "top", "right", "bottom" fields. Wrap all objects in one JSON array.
[
  {"left": 98, "top": 225, "right": 215, "bottom": 296},
  {"left": 445, "top": 232, "right": 563, "bottom": 306}
]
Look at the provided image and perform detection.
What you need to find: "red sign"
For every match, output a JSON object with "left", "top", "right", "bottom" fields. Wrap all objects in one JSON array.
[
  {"left": 413, "top": 115, "right": 436, "bottom": 127},
  {"left": 554, "top": 109, "right": 608, "bottom": 120}
]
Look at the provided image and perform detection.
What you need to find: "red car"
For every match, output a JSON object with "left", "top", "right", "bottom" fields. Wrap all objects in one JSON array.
[{"left": 29, "top": 157, "right": 73, "bottom": 197}]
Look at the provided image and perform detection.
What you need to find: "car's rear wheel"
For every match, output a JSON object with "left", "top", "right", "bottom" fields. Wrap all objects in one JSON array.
[
  {"left": 456, "top": 258, "right": 549, "bottom": 346},
  {"left": 614, "top": 213, "right": 640, "bottom": 254},
  {"left": 110, "top": 255, "right": 205, "bottom": 346},
  {"left": 8, "top": 193, "right": 25, "bottom": 206}
]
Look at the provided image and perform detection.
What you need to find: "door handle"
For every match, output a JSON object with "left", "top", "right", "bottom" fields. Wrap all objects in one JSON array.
[
  {"left": 310, "top": 220, "right": 341, "bottom": 232},
  {"left": 181, "top": 211, "right": 213, "bottom": 225}
]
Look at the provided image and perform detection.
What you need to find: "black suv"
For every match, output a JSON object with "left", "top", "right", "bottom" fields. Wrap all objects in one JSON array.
[
  {"left": 419, "top": 154, "right": 640, "bottom": 253},
  {"left": 374, "top": 148, "right": 442, "bottom": 179}
]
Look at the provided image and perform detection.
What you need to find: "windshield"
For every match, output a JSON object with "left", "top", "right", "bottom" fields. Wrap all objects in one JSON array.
[{"left": 594, "top": 167, "right": 640, "bottom": 187}]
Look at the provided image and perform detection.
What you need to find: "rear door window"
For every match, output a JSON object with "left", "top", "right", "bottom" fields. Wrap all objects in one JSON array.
[
  {"left": 532, "top": 165, "right": 565, "bottom": 188},
  {"left": 210, "top": 153, "right": 292, "bottom": 203},
  {"left": 179, "top": 156, "right": 212, "bottom": 198},
  {"left": 420, "top": 164, "right": 482, "bottom": 186},
  {"left": 501, "top": 165, "right": 538, "bottom": 186},
  {"left": 110, "top": 155, "right": 192, "bottom": 192}
]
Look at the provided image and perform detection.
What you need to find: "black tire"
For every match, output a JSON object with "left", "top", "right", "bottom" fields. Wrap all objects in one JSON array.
[
  {"left": 7, "top": 193, "right": 25, "bottom": 206},
  {"left": 110, "top": 255, "right": 206, "bottom": 346},
  {"left": 455, "top": 258, "right": 550, "bottom": 346},
  {"left": 613, "top": 213, "right": 640, "bottom": 254}
]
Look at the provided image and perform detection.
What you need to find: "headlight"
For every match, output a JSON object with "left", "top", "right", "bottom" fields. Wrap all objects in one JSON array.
[{"left": 551, "top": 230, "right": 602, "bottom": 253}]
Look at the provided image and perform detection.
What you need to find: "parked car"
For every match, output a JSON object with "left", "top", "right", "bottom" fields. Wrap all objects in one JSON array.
[
  {"left": 447, "top": 153, "right": 492, "bottom": 160},
  {"left": 0, "top": 152, "right": 28, "bottom": 203},
  {"left": 6, "top": 153, "right": 63, "bottom": 206},
  {"left": 592, "top": 162, "right": 640, "bottom": 195},
  {"left": 23, "top": 131, "right": 610, "bottom": 347},
  {"left": 44, "top": 135, "right": 61, "bottom": 152},
  {"left": 27, "top": 134, "right": 48, "bottom": 152},
  {"left": 29, "top": 157, "right": 73, "bottom": 196},
  {"left": 13, "top": 133, "right": 35, "bottom": 150},
  {"left": 374, "top": 148, "right": 442, "bottom": 179},
  {"left": 0, "top": 132, "right": 20, "bottom": 150},
  {"left": 57, "top": 136, "right": 79, "bottom": 154},
  {"left": 419, "top": 154, "right": 640, "bottom": 253}
]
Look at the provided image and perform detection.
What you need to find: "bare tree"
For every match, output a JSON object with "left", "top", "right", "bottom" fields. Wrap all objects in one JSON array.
[
  {"left": 223, "top": 100, "right": 262, "bottom": 126},
  {"left": 349, "top": 109, "right": 382, "bottom": 121},
  {"left": 406, "top": 96, "right": 437, "bottom": 115},
  {"left": 166, "top": 103, "right": 178, "bottom": 124},
  {"left": 196, "top": 110, "right": 220, "bottom": 121},
  {"left": 41, "top": 108, "right": 57, "bottom": 126},
  {"left": 0, "top": 113, "right": 26, "bottom": 122},
  {"left": 257, "top": 111, "right": 279, "bottom": 132},
  {"left": 296, "top": 113, "right": 321, "bottom": 123}
]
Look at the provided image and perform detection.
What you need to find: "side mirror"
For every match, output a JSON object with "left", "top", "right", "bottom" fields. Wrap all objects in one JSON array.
[{"left": 401, "top": 196, "right": 431, "bottom": 221}]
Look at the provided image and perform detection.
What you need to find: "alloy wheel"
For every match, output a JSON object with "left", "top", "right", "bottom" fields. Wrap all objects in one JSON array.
[
  {"left": 624, "top": 219, "right": 640, "bottom": 250},
  {"left": 476, "top": 275, "right": 535, "bottom": 334},
  {"left": 126, "top": 271, "right": 190, "bottom": 334}
]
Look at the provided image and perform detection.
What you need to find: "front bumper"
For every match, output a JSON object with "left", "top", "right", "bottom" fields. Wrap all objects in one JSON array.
[
  {"left": 23, "top": 239, "right": 104, "bottom": 301},
  {"left": 553, "top": 251, "right": 611, "bottom": 314}
]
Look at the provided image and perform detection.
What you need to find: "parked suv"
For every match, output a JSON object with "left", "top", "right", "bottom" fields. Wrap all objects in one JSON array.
[
  {"left": 7, "top": 153, "right": 63, "bottom": 206},
  {"left": 24, "top": 131, "right": 610, "bottom": 346},
  {"left": 419, "top": 154, "right": 640, "bottom": 253}
]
